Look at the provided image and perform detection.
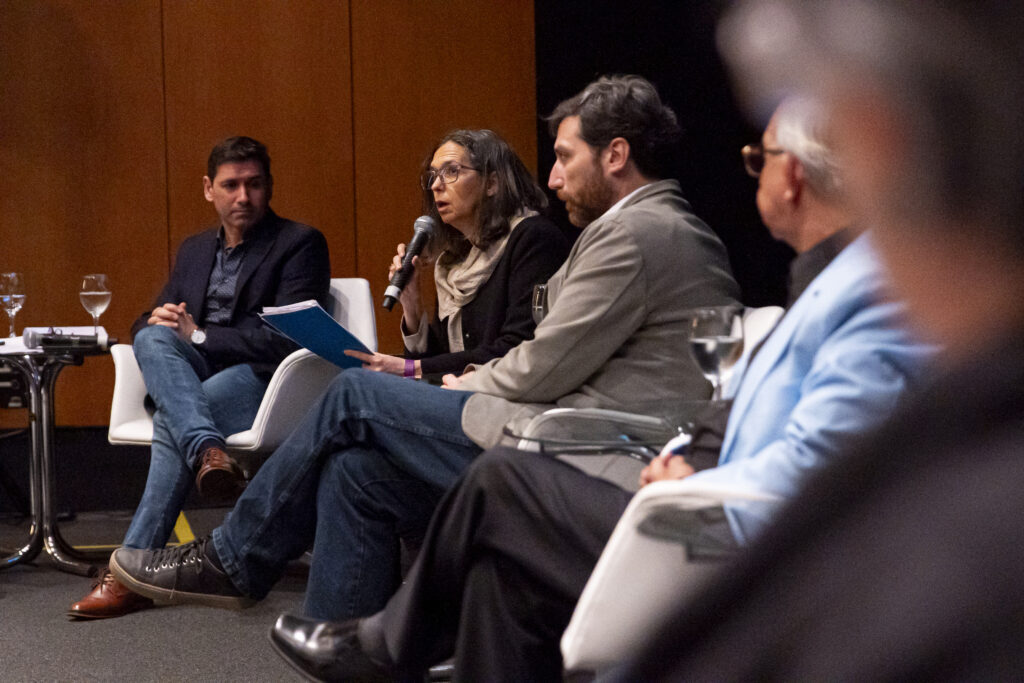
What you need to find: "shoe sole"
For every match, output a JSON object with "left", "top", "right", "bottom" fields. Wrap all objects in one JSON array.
[
  {"left": 109, "top": 553, "right": 256, "bottom": 611},
  {"left": 66, "top": 600, "right": 153, "bottom": 620},
  {"left": 267, "top": 628, "right": 326, "bottom": 683},
  {"left": 196, "top": 468, "right": 246, "bottom": 500}
]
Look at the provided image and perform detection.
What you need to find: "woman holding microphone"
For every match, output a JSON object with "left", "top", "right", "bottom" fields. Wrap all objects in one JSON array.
[{"left": 348, "top": 129, "right": 569, "bottom": 378}]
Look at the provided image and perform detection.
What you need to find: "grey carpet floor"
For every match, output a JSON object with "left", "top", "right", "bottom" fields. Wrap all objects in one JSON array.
[{"left": 0, "top": 510, "right": 308, "bottom": 682}]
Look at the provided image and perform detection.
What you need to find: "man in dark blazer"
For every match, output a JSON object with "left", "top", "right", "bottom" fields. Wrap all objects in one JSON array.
[{"left": 68, "top": 136, "right": 330, "bottom": 620}]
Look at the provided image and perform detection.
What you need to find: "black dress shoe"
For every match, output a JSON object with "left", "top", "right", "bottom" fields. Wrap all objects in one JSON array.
[
  {"left": 269, "top": 613, "right": 391, "bottom": 682},
  {"left": 108, "top": 536, "right": 254, "bottom": 609}
]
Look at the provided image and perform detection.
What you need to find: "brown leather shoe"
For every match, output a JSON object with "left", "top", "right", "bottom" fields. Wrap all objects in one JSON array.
[
  {"left": 195, "top": 446, "right": 245, "bottom": 499},
  {"left": 67, "top": 566, "right": 153, "bottom": 620}
]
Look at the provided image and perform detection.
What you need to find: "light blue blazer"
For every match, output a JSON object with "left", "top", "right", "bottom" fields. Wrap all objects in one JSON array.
[{"left": 690, "top": 234, "right": 937, "bottom": 526}]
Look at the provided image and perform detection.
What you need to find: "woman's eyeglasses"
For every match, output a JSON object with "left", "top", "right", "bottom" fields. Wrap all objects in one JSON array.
[
  {"left": 421, "top": 162, "right": 480, "bottom": 190},
  {"left": 741, "top": 143, "right": 785, "bottom": 177}
]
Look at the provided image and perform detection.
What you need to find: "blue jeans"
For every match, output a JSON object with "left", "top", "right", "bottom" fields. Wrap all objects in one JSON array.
[
  {"left": 123, "top": 325, "right": 268, "bottom": 549},
  {"left": 211, "top": 369, "right": 478, "bottom": 620}
]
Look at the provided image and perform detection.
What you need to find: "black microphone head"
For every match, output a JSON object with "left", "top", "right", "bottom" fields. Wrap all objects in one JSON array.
[{"left": 413, "top": 215, "right": 436, "bottom": 235}]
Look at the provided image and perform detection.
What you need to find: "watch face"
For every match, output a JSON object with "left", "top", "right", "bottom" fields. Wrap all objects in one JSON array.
[{"left": 191, "top": 329, "right": 206, "bottom": 344}]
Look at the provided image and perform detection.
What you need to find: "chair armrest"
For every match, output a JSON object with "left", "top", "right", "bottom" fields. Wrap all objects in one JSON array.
[
  {"left": 520, "top": 407, "right": 683, "bottom": 445},
  {"left": 560, "top": 480, "right": 780, "bottom": 673},
  {"left": 108, "top": 344, "right": 155, "bottom": 445},
  {"left": 517, "top": 407, "right": 699, "bottom": 492},
  {"left": 226, "top": 348, "right": 341, "bottom": 452}
]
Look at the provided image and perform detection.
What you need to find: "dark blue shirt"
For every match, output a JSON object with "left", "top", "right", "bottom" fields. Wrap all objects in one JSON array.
[{"left": 201, "top": 228, "right": 248, "bottom": 325}]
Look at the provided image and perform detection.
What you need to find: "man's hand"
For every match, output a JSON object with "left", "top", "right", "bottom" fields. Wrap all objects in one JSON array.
[
  {"left": 147, "top": 302, "right": 198, "bottom": 341},
  {"left": 344, "top": 349, "right": 408, "bottom": 376},
  {"left": 639, "top": 454, "right": 696, "bottom": 488},
  {"left": 441, "top": 368, "right": 475, "bottom": 389}
]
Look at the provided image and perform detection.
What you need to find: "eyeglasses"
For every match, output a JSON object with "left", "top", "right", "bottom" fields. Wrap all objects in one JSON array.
[
  {"left": 421, "top": 162, "right": 480, "bottom": 190},
  {"left": 741, "top": 143, "right": 786, "bottom": 177}
]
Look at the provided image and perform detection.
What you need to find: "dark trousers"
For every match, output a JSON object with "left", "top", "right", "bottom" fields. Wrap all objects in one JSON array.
[{"left": 378, "top": 446, "right": 634, "bottom": 682}]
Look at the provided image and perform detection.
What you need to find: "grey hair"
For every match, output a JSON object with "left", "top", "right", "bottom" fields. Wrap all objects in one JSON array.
[
  {"left": 718, "top": 0, "right": 1024, "bottom": 253},
  {"left": 773, "top": 96, "right": 842, "bottom": 198}
]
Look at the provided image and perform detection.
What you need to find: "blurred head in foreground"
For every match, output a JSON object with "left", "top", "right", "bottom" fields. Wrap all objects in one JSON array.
[{"left": 719, "top": 0, "right": 1024, "bottom": 360}]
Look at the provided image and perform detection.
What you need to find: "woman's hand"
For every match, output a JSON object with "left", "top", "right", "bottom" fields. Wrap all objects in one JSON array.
[
  {"left": 390, "top": 243, "right": 425, "bottom": 329},
  {"left": 344, "top": 349, "right": 407, "bottom": 375}
]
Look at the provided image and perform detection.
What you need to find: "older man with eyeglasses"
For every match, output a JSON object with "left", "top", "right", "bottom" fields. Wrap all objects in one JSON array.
[{"left": 617, "top": 0, "right": 1024, "bottom": 679}]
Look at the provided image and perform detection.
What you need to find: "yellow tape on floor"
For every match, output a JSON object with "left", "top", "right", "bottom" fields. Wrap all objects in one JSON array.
[
  {"left": 173, "top": 511, "right": 196, "bottom": 544},
  {"left": 54, "top": 512, "right": 196, "bottom": 552}
]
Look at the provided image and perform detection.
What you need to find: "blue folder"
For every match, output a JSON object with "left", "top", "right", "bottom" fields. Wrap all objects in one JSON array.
[{"left": 260, "top": 301, "right": 370, "bottom": 369}]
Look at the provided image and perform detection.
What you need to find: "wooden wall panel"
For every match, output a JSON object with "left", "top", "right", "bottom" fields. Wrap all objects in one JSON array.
[
  {"left": 160, "top": 0, "right": 356, "bottom": 285},
  {"left": 0, "top": 1, "right": 167, "bottom": 427},
  {"left": 350, "top": 0, "right": 538, "bottom": 353}
]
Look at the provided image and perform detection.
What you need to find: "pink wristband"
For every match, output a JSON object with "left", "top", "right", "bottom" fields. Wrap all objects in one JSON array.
[{"left": 404, "top": 358, "right": 416, "bottom": 378}]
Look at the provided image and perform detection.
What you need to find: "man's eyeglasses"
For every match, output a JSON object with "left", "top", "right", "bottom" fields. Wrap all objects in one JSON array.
[
  {"left": 741, "top": 143, "right": 786, "bottom": 177},
  {"left": 421, "top": 162, "right": 480, "bottom": 190}
]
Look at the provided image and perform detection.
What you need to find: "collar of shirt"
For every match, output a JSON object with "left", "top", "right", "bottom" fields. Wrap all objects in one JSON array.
[
  {"left": 216, "top": 226, "right": 252, "bottom": 256},
  {"left": 787, "top": 226, "right": 856, "bottom": 306},
  {"left": 598, "top": 183, "right": 651, "bottom": 221}
]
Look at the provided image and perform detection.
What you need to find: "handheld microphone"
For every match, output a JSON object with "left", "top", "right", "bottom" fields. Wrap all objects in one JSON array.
[
  {"left": 24, "top": 328, "right": 115, "bottom": 351},
  {"left": 382, "top": 215, "right": 436, "bottom": 311}
]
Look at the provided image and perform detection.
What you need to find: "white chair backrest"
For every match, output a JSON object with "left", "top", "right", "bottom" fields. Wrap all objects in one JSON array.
[
  {"left": 326, "top": 278, "right": 378, "bottom": 352},
  {"left": 742, "top": 305, "right": 784, "bottom": 358}
]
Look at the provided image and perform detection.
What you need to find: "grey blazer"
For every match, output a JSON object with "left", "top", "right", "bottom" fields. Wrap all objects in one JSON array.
[{"left": 457, "top": 179, "right": 740, "bottom": 448}]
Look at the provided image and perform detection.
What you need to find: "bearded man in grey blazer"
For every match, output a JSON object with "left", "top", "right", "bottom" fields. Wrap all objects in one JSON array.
[{"left": 108, "top": 75, "right": 741, "bottom": 628}]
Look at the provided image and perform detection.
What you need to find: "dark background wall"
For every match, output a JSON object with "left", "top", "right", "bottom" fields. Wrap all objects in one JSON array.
[{"left": 534, "top": 0, "right": 794, "bottom": 306}]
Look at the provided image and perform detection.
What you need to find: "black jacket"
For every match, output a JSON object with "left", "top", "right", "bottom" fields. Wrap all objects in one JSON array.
[
  {"left": 407, "top": 215, "right": 570, "bottom": 376},
  {"left": 131, "top": 209, "right": 331, "bottom": 375}
]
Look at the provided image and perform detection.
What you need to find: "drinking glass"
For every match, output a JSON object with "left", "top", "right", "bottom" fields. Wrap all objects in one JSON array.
[
  {"left": 80, "top": 274, "right": 111, "bottom": 334},
  {"left": 0, "top": 272, "right": 25, "bottom": 338},
  {"left": 531, "top": 283, "right": 549, "bottom": 324},
  {"left": 687, "top": 306, "right": 744, "bottom": 400}
]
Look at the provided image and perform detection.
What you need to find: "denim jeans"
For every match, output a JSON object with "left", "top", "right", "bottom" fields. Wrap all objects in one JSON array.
[
  {"left": 212, "top": 369, "right": 478, "bottom": 620},
  {"left": 123, "top": 325, "right": 268, "bottom": 549}
]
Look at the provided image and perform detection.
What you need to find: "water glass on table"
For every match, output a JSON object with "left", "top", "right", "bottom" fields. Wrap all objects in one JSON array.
[
  {"left": 0, "top": 272, "right": 25, "bottom": 338},
  {"left": 80, "top": 274, "right": 111, "bottom": 334}
]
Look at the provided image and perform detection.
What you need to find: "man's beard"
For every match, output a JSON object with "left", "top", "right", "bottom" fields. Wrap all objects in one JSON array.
[{"left": 560, "top": 168, "right": 615, "bottom": 228}]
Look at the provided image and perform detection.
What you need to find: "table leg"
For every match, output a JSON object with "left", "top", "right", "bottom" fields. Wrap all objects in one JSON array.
[
  {"left": 0, "top": 357, "right": 43, "bottom": 569},
  {"left": 1, "top": 355, "right": 100, "bottom": 576},
  {"left": 39, "top": 358, "right": 99, "bottom": 576}
]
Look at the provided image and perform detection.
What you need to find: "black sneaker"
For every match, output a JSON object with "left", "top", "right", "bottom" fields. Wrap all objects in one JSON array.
[{"left": 108, "top": 536, "right": 254, "bottom": 610}]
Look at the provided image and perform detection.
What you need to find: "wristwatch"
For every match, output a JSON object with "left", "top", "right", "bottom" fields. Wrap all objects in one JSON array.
[{"left": 190, "top": 328, "right": 207, "bottom": 345}]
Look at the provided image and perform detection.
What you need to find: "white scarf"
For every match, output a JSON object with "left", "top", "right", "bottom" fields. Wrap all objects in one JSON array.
[{"left": 434, "top": 212, "right": 535, "bottom": 352}]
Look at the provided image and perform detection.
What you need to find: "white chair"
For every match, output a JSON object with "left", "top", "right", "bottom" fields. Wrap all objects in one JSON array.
[
  {"left": 560, "top": 479, "right": 782, "bottom": 674},
  {"left": 723, "top": 304, "right": 784, "bottom": 388},
  {"left": 107, "top": 278, "right": 377, "bottom": 454}
]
